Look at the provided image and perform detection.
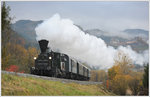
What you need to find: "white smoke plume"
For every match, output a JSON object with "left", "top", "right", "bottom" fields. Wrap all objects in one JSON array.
[{"left": 35, "top": 14, "right": 149, "bottom": 69}]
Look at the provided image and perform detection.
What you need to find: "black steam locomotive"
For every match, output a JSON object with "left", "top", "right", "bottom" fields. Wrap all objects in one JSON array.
[{"left": 30, "top": 39, "right": 90, "bottom": 81}]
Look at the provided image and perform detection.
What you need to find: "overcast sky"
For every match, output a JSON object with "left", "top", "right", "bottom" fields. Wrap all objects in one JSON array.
[{"left": 5, "top": 1, "right": 149, "bottom": 31}]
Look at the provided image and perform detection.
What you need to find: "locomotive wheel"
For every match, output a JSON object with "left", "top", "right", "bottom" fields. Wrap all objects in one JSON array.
[
  {"left": 70, "top": 73, "right": 73, "bottom": 79},
  {"left": 40, "top": 70, "right": 44, "bottom": 76}
]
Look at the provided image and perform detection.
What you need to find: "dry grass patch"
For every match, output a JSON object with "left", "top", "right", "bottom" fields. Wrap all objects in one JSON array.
[{"left": 2, "top": 73, "right": 115, "bottom": 96}]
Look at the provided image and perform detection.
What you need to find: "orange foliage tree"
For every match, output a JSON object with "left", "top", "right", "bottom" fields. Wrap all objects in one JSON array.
[
  {"left": 108, "top": 50, "right": 133, "bottom": 95},
  {"left": 108, "top": 50, "right": 144, "bottom": 95}
]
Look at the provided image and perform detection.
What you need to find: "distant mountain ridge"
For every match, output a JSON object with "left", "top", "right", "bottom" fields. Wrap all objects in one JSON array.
[
  {"left": 11, "top": 20, "right": 149, "bottom": 52},
  {"left": 11, "top": 20, "right": 43, "bottom": 41},
  {"left": 124, "top": 29, "right": 148, "bottom": 36},
  {"left": 123, "top": 29, "right": 148, "bottom": 40}
]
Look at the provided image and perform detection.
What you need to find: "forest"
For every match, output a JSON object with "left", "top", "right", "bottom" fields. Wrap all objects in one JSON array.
[
  {"left": 2, "top": 2, "right": 39, "bottom": 73},
  {"left": 1, "top": 2, "right": 149, "bottom": 96}
]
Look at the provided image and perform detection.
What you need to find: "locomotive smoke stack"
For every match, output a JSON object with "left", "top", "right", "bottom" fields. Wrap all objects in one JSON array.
[{"left": 38, "top": 39, "right": 49, "bottom": 53}]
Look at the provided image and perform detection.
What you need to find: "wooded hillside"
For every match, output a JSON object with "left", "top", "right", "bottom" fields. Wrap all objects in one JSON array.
[{"left": 2, "top": 2, "right": 39, "bottom": 73}]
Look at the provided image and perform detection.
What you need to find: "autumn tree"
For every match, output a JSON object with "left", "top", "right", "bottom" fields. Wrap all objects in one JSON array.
[
  {"left": 108, "top": 50, "right": 133, "bottom": 95},
  {"left": 108, "top": 50, "right": 133, "bottom": 80},
  {"left": 128, "top": 71, "right": 143, "bottom": 95},
  {"left": 108, "top": 65, "right": 120, "bottom": 80},
  {"left": 111, "top": 75, "right": 128, "bottom": 95},
  {"left": 5, "top": 43, "right": 29, "bottom": 71},
  {"left": 114, "top": 50, "right": 133, "bottom": 75},
  {"left": 108, "top": 50, "right": 146, "bottom": 95},
  {"left": 128, "top": 76, "right": 140, "bottom": 95}
]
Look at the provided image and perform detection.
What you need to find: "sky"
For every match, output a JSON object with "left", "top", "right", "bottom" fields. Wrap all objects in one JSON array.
[{"left": 5, "top": 1, "right": 149, "bottom": 31}]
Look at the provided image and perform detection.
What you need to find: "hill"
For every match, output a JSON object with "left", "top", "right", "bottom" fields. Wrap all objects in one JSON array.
[
  {"left": 123, "top": 29, "right": 148, "bottom": 38},
  {"left": 11, "top": 20, "right": 42, "bottom": 41},
  {"left": 2, "top": 73, "right": 115, "bottom": 96},
  {"left": 85, "top": 28, "right": 148, "bottom": 51},
  {"left": 11, "top": 20, "right": 43, "bottom": 48}
]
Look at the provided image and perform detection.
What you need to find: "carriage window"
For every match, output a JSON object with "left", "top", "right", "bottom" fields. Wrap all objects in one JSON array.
[
  {"left": 61, "top": 62, "right": 65, "bottom": 70},
  {"left": 57, "top": 55, "right": 59, "bottom": 58}
]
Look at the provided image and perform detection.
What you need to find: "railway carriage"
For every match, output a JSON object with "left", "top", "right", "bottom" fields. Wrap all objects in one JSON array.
[{"left": 31, "top": 39, "right": 90, "bottom": 81}]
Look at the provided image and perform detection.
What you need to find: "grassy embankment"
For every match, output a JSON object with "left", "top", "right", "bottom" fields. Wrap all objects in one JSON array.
[{"left": 2, "top": 73, "right": 115, "bottom": 96}]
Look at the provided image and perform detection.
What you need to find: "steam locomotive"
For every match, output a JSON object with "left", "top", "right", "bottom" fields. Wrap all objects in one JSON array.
[{"left": 30, "top": 39, "right": 90, "bottom": 81}]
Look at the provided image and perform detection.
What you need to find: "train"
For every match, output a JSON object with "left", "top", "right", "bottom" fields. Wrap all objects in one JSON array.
[{"left": 30, "top": 39, "right": 90, "bottom": 81}]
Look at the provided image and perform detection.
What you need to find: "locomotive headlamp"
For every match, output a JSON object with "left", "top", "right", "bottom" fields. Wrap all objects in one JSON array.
[
  {"left": 49, "top": 56, "right": 52, "bottom": 59},
  {"left": 34, "top": 57, "right": 36, "bottom": 60}
]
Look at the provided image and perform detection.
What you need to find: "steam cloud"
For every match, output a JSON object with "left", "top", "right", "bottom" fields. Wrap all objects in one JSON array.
[{"left": 35, "top": 14, "right": 149, "bottom": 69}]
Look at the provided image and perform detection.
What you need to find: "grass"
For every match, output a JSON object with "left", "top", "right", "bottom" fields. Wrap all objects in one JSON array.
[{"left": 2, "top": 73, "right": 115, "bottom": 96}]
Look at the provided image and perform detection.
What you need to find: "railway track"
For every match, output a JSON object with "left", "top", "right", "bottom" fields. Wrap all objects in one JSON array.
[{"left": 2, "top": 71, "right": 102, "bottom": 85}]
